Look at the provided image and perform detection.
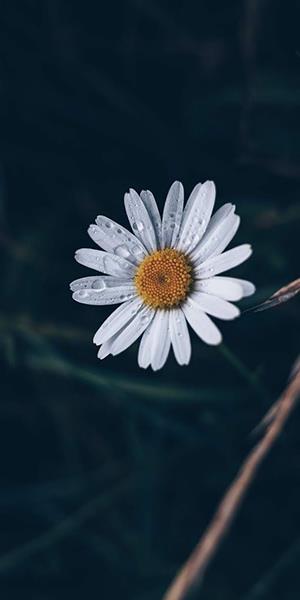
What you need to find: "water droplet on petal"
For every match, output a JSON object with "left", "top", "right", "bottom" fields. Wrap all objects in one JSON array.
[
  {"left": 115, "top": 244, "right": 131, "bottom": 259},
  {"left": 92, "top": 279, "right": 106, "bottom": 290},
  {"left": 132, "top": 245, "right": 144, "bottom": 257},
  {"left": 140, "top": 314, "right": 150, "bottom": 324},
  {"left": 132, "top": 221, "right": 144, "bottom": 232}
]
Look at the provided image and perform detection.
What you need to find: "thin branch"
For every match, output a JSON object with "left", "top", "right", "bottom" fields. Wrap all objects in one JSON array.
[
  {"left": 162, "top": 358, "right": 300, "bottom": 600},
  {"left": 244, "top": 278, "right": 300, "bottom": 313}
]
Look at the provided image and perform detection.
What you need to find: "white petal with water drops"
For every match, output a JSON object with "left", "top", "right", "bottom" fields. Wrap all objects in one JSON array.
[
  {"left": 124, "top": 188, "right": 157, "bottom": 253},
  {"left": 176, "top": 180, "right": 216, "bottom": 254},
  {"left": 169, "top": 308, "right": 191, "bottom": 366},
  {"left": 205, "top": 215, "right": 240, "bottom": 261},
  {"left": 70, "top": 276, "right": 133, "bottom": 292},
  {"left": 109, "top": 307, "right": 155, "bottom": 356},
  {"left": 92, "top": 216, "right": 147, "bottom": 264},
  {"left": 140, "top": 189, "right": 162, "bottom": 248},
  {"left": 97, "top": 335, "right": 118, "bottom": 360},
  {"left": 72, "top": 284, "right": 137, "bottom": 305},
  {"left": 190, "top": 204, "right": 236, "bottom": 263},
  {"left": 194, "top": 244, "right": 252, "bottom": 278},
  {"left": 93, "top": 297, "right": 143, "bottom": 346},
  {"left": 162, "top": 181, "right": 184, "bottom": 248},
  {"left": 178, "top": 182, "right": 202, "bottom": 231},
  {"left": 75, "top": 248, "right": 135, "bottom": 276}
]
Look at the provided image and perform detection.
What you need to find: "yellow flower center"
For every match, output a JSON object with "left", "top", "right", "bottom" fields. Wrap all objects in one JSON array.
[{"left": 134, "top": 248, "right": 192, "bottom": 309}]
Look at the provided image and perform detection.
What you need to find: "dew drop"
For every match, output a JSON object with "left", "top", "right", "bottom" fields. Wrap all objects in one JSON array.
[
  {"left": 78, "top": 290, "right": 89, "bottom": 298},
  {"left": 115, "top": 244, "right": 131, "bottom": 259},
  {"left": 92, "top": 279, "right": 106, "bottom": 290},
  {"left": 140, "top": 314, "right": 150, "bottom": 323},
  {"left": 89, "top": 225, "right": 102, "bottom": 241},
  {"left": 132, "top": 221, "right": 144, "bottom": 232},
  {"left": 132, "top": 245, "right": 144, "bottom": 257}
]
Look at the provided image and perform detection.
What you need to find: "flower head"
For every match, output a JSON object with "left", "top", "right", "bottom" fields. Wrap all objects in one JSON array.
[{"left": 70, "top": 181, "right": 255, "bottom": 370}]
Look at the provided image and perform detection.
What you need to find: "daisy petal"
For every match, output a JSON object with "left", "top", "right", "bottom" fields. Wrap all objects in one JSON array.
[
  {"left": 150, "top": 311, "right": 171, "bottom": 371},
  {"left": 110, "top": 307, "right": 155, "bottom": 356},
  {"left": 207, "top": 215, "right": 240, "bottom": 259},
  {"left": 194, "top": 244, "right": 252, "bottom": 278},
  {"left": 223, "top": 277, "right": 256, "bottom": 297},
  {"left": 138, "top": 319, "right": 157, "bottom": 369},
  {"left": 194, "top": 277, "right": 243, "bottom": 301},
  {"left": 190, "top": 203, "right": 235, "bottom": 262},
  {"left": 93, "top": 297, "right": 143, "bottom": 345},
  {"left": 97, "top": 335, "right": 117, "bottom": 360},
  {"left": 162, "top": 181, "right": 184, "bottom": 248},
  {"left": 90, "top": 217, "right": 147, "bottom": 265},
  {"left": 70, "top": 276, "right": 133, "bottom": 292},
  {"left": 72, "top": 285, "right": 136, "bottom": 305},
  {"left": 192, "top": 292, "right": 240, "bottom": 320},
  {"left": 176, "top": 180, "right": 216, "bottom": 253},
  {"left": 140, "top": 189, "right": 162, "bottom": 248},
  {"left": 169, "top": 308, "right": 191, "bottom": 365},
  {"left": 124, "top": 188, "right": 157, "bottom": 253},
  {"left": 75, "top": 249, "right": 136, "bottom": 276},
  {"left": 179, "top": 182, "right": 202, "bottom": 230},
  {"left": 182, "top": 298, "right": 222, "bottom": 345}
]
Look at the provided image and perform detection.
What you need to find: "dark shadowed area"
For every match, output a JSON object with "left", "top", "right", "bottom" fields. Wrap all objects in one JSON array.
[{"left": 0, "top": 1, "right": 300, "bottom": 599}]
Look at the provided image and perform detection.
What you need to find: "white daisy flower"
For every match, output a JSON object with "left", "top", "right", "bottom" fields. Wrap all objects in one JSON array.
[{"left": 70, "top": 181, "right": 255, "bottom": 371}]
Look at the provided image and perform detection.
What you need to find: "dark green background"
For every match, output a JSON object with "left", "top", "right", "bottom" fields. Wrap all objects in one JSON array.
[{"left": 0, "top": 1, "right": 300, "bottom": 599}]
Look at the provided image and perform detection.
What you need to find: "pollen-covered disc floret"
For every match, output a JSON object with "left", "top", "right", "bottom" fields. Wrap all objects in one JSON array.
[{"left": 134, "top": 248, "right": 192, "bottom": 309}]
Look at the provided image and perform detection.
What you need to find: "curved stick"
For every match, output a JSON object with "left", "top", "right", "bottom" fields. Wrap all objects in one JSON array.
[{"left": 163, "top": 360, "right": 300, "bottom": 600}]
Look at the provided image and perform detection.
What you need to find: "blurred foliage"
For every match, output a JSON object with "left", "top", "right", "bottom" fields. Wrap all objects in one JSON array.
[{"left": 0, "top": 1, "right": 300, "bottom": 599}]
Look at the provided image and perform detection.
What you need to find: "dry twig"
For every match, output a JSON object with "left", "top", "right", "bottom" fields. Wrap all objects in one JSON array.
[
  {"left": 245, "top": 278, "right": 300, "bottom": 313},
  {"left": 163, "top": 358, "right": 300, "bottom": 600}
]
